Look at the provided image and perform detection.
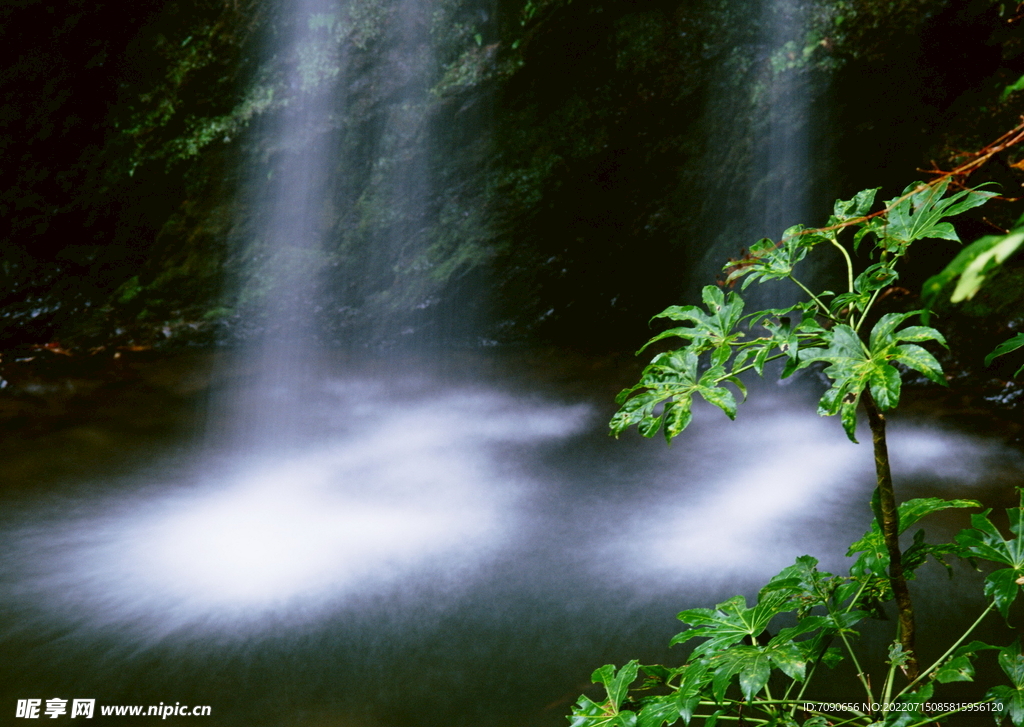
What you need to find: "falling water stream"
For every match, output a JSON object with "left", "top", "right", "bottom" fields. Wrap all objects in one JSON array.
[{"left": 1, "top": 1, "right": 1022, "bottom": 725}]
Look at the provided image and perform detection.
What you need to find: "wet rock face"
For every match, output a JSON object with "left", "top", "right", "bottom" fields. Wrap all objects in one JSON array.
[{"left": 2, "top": 0, "right": 1022, "bottom": 371}]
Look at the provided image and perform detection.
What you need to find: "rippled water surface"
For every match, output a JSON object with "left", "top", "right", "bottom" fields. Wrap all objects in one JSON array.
[{"left": 1, "top": 352, "right": 1020, "bottom": 726}]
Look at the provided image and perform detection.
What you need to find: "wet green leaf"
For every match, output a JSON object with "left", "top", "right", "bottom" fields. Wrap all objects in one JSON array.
[
  {"left": 634, "top": 696, "right": 678, "bottom": 727},
  {"left": 880, "top": 683, "right": 933, "bottom": 726},
  {"left": 848, "top": 498, "right": 979, "bottom": 576},
  {"left": 833, "top": 187, "right": 880, "bottom": 222},
  {"left": 985, "top": 569, "right": 1023, "bottom": 619},
  {"left": 883, "top": 179, "right": 996, "bottom": 250},
  {"left": 986, "top": 685, "right": 1024, "bottom": 726},
  {"left": 592, "top": 661, "right": 640, "bottom": 710},
  {"left": 1001, "top": 644, "right": 1024, "bottom": 689},
  {"left": 986, "top": 333, "right": 1024, "bottom": 377},
  {"left": 935, "top": 655, "right": 975, "bottom": 683},
  {"left": 672, "top": 591, "right": 793, "bottom": 658},
  {"left": 956, "top": 494, "right": 1024, "bottom": 616}
]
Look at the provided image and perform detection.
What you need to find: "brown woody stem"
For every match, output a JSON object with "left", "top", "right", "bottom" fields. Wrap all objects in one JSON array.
[{"left": 862, "top": 390, "right": 920, "bottom": 681}]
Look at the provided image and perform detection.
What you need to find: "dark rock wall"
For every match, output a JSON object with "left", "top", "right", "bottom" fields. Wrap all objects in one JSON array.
[{"left": 1, "top": 0, "right": 1022, "bottom": 361}]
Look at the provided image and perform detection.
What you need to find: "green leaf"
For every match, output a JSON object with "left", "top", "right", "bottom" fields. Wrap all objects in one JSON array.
[
  {"left": 955, "top": 494, "right": 1024, "bottom": 617},
  {"left": 935, "top": 655, "right": 975, "bottom": 683},
  {"left": 986, "top": 685, "right": 1024, "bottom": 726},
  {"left": 662, "top": 396, "right": 694, "bottom": 440},
  {"left": 821, "top": 646, "right": 844, "bottom": 669},
  {"left": 1000, "top": 643, "right": 1024, "bottom": 688},
  {"left": 922, "top": 224, "right": 1024, "bottom": 316},
  {"left": 765, "top": 639, "right": 806, "bottom": 681},
  {"left": 592, "top": 661, "right": 640, "bottom": 709},
  {"left": 673, "top": 661, "right": 712, "bottom": 724},
  {"left": 698, "top": 385, "right": 737, "bottom": 420},
  {"left": 952, "top": 229, "right": 1024, "bottom": 303},
  {"left": 987, "top": 334, "right": 1024, "bottom": 377},
  {"left": 570, "top": 697, "right": 636, "bottom": 727},
  {"left": 867, "top": 363, "right": 901, "bottom": 411},
  {"left": 989, "top": 644, "right": 1024, "bottom": 727},
  {"left": 724, "top": 231, "right": 819, "bottom": 288},
  {"left": 799, "top": 318, "right": 946, "bottom": 438},
  {"left": 985, "top": 568, "right": 1024, "bottom": 619},
  {"left": 854, "top": 263, "right": 898, "bottom": 294},
  {"left": 882, "top": 179, "right": 996, "bottom": 252},
  {"left": 614, "top": 288, "right": 752, "bottom": 441},
  {"left": 892, "top": 325, "right": 947, "bottom": 346},
  {"left": 708, "top": 646, "right": 772, "bottom": 701},
  {"left": 634, "top": 696, "right": 679, "bottom": 727},
  {"left": 736, "top": 653, "right": 771, "bottom": 701},
  {"left": 1002, "top": 73, "right": 1024, "bottom": 101},
  {"left": 869, "top": 312, "right": 917, "bottom": 350},
  {"left": 849, "top": 498, "right": 980, "bottom": 576},
  {"left": 672, "top": 591, "right": 794, "bottom": 658},
  {"left": 833, "top": 187, "right": 880, "bottom": 221},
  {"left": 891, "top": 343, "right": 946, "bottom": 386}
]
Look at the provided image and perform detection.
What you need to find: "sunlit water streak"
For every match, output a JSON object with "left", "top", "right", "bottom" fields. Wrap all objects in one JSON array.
[
  {"left": 1, "top": 382, "right": 591, "bottom": 638},
  {"left": 589, "top": 395, "right": 1021, "bottom": 589},
  {"left": 3, "top": 375, "right": 1016, "bottom": 651},
  {"left": 1, "top": 359, "right": 1020, "bottom": 727}
]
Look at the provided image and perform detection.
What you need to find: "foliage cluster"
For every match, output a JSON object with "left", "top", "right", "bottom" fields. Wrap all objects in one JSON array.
[{"left": 570, "top": 169, "right": 1024, "bottom": 726}]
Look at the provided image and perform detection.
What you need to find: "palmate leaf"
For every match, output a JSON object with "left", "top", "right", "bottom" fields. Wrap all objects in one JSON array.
[
  {"left": 706, "top": 639, "right": 808, "bottom": 702},
  {"left": 921, "top": 216, "right": 1024, "bottom": 317},
  {"left": 954, "top": 491, "right": 1024, "bottom": 617},
  {"left": 878, "top": 179, "right": 996, "bottom": 252},
  {"left": 987, "top": 333, "right": 1024, "bottom": 378},
  {"left": 569, "top": 696, "right": 637, "bottom": 727},
  {"left": 569, "top": 663, "right": 641, "bottom": 727},
  {"left": 800, "top": 316, "right": 947, "bottom": 442},
  {"left": 612, "top": 287, "right": 754, "bottom": 441},
  {"left": 610, "top": 350, "right": 743, "bottom": 441},
  {"left": 831, "top": 187, "right": 880, "bottom": 223},
  {"left": 593, "top": 662, "right": 640, "bottom": 710},
  {"left": 725, "top": 227, "right": 828, "bottom": 288},
  {"left": 644, "top": 286, "right": 745, "bottom": 354},
  {"left": 986, "top": 643, "right": 1024, "bottom": 726},
  {"left": 672, "top": 590, "right": 795, "bottom": 659},
  {"left": 847, "top": 497, "right": 980, "bottom": 577}
]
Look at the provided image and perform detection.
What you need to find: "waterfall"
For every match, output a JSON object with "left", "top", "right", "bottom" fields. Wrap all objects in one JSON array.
[
  {"left": 761, "top": 0, "right": 814, "bottom": 242},
  {"left": 694, "top": 0, "right": 828, "bottom": 305},
  {"left": 213, "top": 0, "right": 346, "bottom": 452},
  {"left": 209, "top": 0, "right": 450, "bottom": 452}
]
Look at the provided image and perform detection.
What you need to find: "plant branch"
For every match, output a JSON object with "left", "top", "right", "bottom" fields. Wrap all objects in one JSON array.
[
  {"left": 787, "top": 274, "right": 837, "bottom": 321},
  {"left": 862, "top": 390, "right": 919, "bottom": 681},
  {"left": 896, "top": 601, "right": 996, "bottom": 697},
  {"left": 827, "top": 236, "right": 855, "bottom": 293}
]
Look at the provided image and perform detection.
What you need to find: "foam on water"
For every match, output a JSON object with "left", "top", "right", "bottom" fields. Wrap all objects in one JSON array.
[
  {"left": 594, "top": 397, "right": 1020, "bottom": 584},
  {"left": 0, "top": 385, "right": 591, "bottom": 637}
]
